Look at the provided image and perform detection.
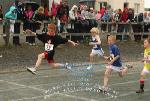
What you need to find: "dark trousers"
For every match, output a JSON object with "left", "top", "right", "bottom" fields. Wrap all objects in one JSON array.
[
  {"left": 13, "top": 22, "right": 20, "bottom": 45},
  {"left": 3, "top": 20, "right": 10, "bottom": 46},
  {"left": 24, "top": 22, "right": 36, "bottom": 44}
]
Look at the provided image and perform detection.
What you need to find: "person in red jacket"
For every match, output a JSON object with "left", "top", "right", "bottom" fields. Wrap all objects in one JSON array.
[{"left": 120, "top": 8, "right": 129, "bottom": 41}]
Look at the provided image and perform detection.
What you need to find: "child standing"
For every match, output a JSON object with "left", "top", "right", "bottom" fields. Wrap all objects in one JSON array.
[
  {"left": 87, "top": 27, "right": 104, "bottom": 70},
  {"left": 101, "top": 35, "right": 132, "bottom": 92},
  {"left": 136, "top": 38, "right": 150, "bottom": 93}
]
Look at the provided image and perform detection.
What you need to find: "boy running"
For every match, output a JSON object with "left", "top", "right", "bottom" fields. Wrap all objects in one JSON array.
[
  {"left": 24, "top": 23, "right": 78, "bottom": 74},
  {"left": 101, "top": 35, "right": 133, "bottom": 92},
  {"left": 136, "top": 38, "right": 150, "bottom": 93},
  {"left": 87, "top": 27, "right": 104, "bottom": 70}
]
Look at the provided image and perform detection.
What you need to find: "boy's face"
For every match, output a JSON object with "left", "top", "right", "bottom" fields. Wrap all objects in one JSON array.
[
  {"left": 144, "top": 40, "right": 150, "bottom": 48},
  {"left": 47, "top": 40, "right": 51, "bottom": 44},
  {"left": 91, "top": 32, "right": 96, "bottom": 36},
  {"left": 39, "top": 9, "right": 44, "bottom": 14},
  {"left": 47, "top": 29, "right": 55, "bottom": 36},
  {"left": 108, "top": 37, "right": 114, "bottom": 45}
]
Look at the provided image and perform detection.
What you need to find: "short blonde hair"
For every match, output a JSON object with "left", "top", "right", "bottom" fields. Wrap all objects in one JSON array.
[
  {"left": 108, "top": 35, "right": 116, "bottom": 42},
  {"left": 90, "top": 27, "right": 100, "bottom": 35},
  {"left": 38, "top": 6, "right": 44, "bottom": 14}
]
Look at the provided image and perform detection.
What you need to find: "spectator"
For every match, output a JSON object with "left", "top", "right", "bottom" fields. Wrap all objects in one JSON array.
[
  {"left": 99, "top": 6, "right": 105, "bottom": 17},
  {"left": 0, "top": 5, "right": 3, "bottom": 21},
  {"left": 120, "top": 8, "right": 129, "bottom": 40},
  {"left": 114, "top": 9, "right": 122, "bottom": 22},
  {"left": 33, "top": 6, "right": 45, "bottom": 22},
  {"left": 57, "top": 0, "right": 69, "bottom": 33},
  {"left": 13, "top": 0, "right": 24, "bottom": 46},
  {"left": 133, "top": 13, "right": 143, "bottom": 41},
  {"left": 4, "top": 5, "right": 17, "bottom": 46},
  {"left": 44, "top": 4, "right": 50, "bottom": 20},
  {"left": 74, "top": 10, "right": 84, "bottom": 33},
  {"left": 95, "top": 11, "right": 101, "bottom": 21},
  {"left": 102, "top": 9, "right": 111, "bottom": 21},
  {"left": 95, "top": 11, "right": 102, "bottom": 31},
  {"left": 15, "top": 0, "right": 24, "bottom": 21},
  {"left": 88, "top": 8, "right": 97, "bottom": 29},
  {"left": 101, "top": 10, "right": 110, "bottom": 32},
  {"left": 112, "top": 9, "right": 119, "bottom": 32},
  {"left": 128, "top": 8, "right": 134, "bottom": 33},
  {"left": 148, "top": 12, "right": 150, "bottom": 32},
  {"left": 23, "top": 5, "right": 34, "bottom": 45},
  {"left": 128, "top": 8, "right": 134, "bottom": 22},
  {"left": 108, "top": 8, "right": 114, "bottom": 32},
  {"left": 69, "top": 5, "right": 78, "bottom": 30},
  {"left": 81, "top": 5, "right": 90, "bottom": 20},
  {"left": 51, "top": 0, "right": 62, "bottom": 32},
  {"left": 5, "top": 5, "right": 17, "bottom": 20},
  {"left": 51, "top": 0, "right": 61, "bottom": 20},
  {"left": 143, "top": 12, "right": 150, "bottom": 38},
  {"left": 148, "top": 12, "right": 150, "bottom": 21},
  {"left": 81, "top": 5, "right": 90, "bottom": 32},
  {"left": 113, "top": 9, "right": 122, "bottom": 39},
  {"left": 32, "top": 6, "right": 45, "bottom": 45},
  {"left": 89, "top": 8, "right": 96, "bottom": 20},
  {"left": 120, "top": 8, "right": 128, "bottom": 23},
  {"left": 143, "top": 12, "right": 150, "bottom": 32}
]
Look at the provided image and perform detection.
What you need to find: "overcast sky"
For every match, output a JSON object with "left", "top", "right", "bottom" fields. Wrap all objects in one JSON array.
[{"left": 145, "top": 0, "right": 150, "bottom": 8}]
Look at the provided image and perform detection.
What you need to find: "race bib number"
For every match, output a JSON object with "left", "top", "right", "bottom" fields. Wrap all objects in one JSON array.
[{"left": 45, "top": 43, "right": 54, "bottom": 51}]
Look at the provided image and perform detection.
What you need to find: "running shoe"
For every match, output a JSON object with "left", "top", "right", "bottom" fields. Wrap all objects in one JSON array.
[{"left": 27, "top": 67, "right": 36, "bottom": 75}]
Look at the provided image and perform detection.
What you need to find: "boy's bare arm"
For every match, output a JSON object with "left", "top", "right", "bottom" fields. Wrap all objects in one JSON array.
[
  {"left": 89, "top": 35, "right": 101, "bottom": 45},
  {"left": 23, "top": 29, "right": 37, "bottom": 36},
  {"left": 68, "top": 40, "right": 78, "bottom": 46},
  {"left": 108, "top": 55, "right": 120, "bottom": 65}
]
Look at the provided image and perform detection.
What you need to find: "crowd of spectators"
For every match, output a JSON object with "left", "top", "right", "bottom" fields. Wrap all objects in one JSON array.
[
  {"left": 0, "top": 5, "right": 3, "bottom": 21},
  {"left": 51, "top": 0, "right": 150, "bottom": 41}
]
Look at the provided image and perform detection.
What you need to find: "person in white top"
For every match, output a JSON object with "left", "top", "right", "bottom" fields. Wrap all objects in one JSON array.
[
  {"left": 69, "top": 5, "right": 78, "bottom": 29},
  {"left": 87, "top": 27, "right": 104, "bottom": 70}
]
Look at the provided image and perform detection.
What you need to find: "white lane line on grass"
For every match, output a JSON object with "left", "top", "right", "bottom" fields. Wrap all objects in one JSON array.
[
  {"left": 11, "top": 95, "right": 44, "bottom": 101},
  {"left": 0, "top": 80, "right": 48, "bottom": 101},
  {"left": 59, "top": 93, "right": 98, "bottom": 101},
  {"left": 0, "top": 68, "right": 106, "bottom": 82},
  {"left": 0, "top": 79, "right": 45, "bottom": 92},
  {"left": 0, "top": 87, "right": 26, "bottom": 92}
]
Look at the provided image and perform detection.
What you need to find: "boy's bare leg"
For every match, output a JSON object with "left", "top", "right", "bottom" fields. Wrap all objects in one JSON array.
[
  {"left": 89, "top": 53, "right": 94, "bottom": 63},
  {"left": 118, "top": 64, "right": 133, "bottom": 77},
  {"left": 27, "top": 53, "right": 45, "bottom": 74},
  {"left": 35, "top": 53, "right": 45, "bottom": 69},
  {"left": 140, "top": 70, "right": 145, "bottom": 81},
  {"left": 136, "top": 69, "right": 146, "bottom": 93},
  {"left": 87, "top": 53, "right": 94, "bottom": 70},
  {"left": 103, "top": 67, "right": 112, "bottom": 90},
  {"left": 50, "top": 63, "right": 65, "bottom": 68},
  {"left": 118, "top": 67, "right": 128, "bottom": 77}
]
